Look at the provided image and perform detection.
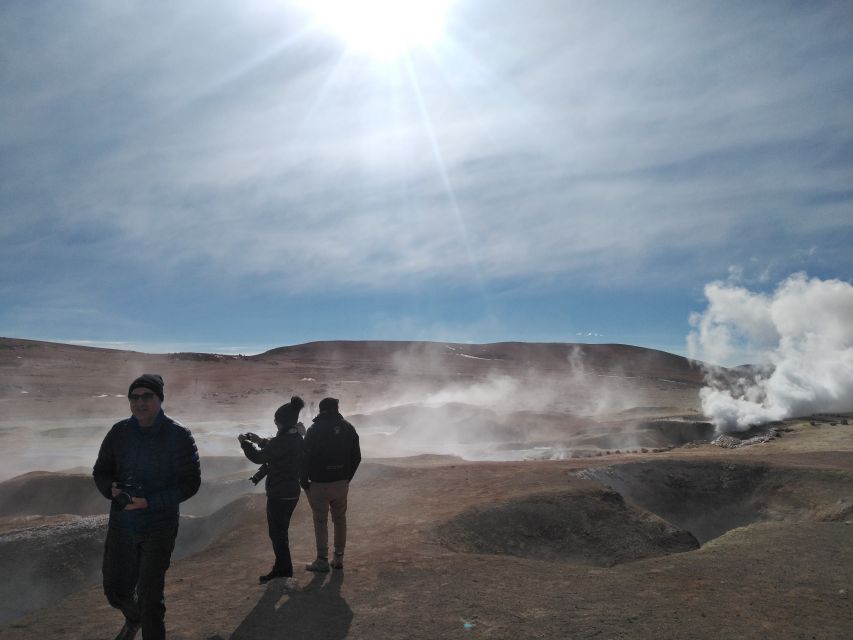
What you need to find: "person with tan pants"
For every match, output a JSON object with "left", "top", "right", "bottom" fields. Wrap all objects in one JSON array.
[{"left": 300, "top": 397, "right": 361, "bottom": 571}]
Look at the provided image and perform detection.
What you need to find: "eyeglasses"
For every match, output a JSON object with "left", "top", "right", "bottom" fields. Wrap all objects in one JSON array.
[{"left": 129, "top": 392, "right": 157, "bottom": 402}]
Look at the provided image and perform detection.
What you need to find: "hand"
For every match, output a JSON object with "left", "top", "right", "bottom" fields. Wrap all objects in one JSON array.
[
  {"left": 111, "top": 485, "right": 121, "bottom": 498},
  {"left": 124, "top": 497, "right": 149, "bottom": 510}
]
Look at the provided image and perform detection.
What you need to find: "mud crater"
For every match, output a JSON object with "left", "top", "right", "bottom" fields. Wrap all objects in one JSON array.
[
  {"left": 434, "top": 489, "right": 700, "bottom": 567},
  {"left": 435, "top": 460, "right": 853, "bottom": 569},
  {"left": 578, "top": 460, "right": 853, "bottom": 543}
]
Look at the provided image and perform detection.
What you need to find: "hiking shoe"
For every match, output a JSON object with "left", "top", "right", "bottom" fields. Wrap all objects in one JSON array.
[
  {"left": 259, "top": 571, "right": 289, "bottom": 584},
  {"left": 330, "top": 553, "right": 344, "bottom": 570},
  {"left": 305, "top": 557, "right": 330, "bottom": 572},
  {"left": 113, "top": 621, "right": 140, "bottom": 640}
]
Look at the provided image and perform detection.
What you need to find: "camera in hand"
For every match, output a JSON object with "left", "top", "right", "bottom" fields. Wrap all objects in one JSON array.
[
  {"left": 113, "top": 478, "right": 143, "bottom": 510},
  {"left": 250, "top": 464, "right": 268, "bottom": 485}
]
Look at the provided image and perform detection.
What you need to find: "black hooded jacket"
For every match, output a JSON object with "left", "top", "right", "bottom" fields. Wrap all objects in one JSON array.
[
  {"left": 300, "top": 412, "right": 361, "bottom": 486},
  {"left": 240, "top": 427, "right": 303, "bottom": 498}
]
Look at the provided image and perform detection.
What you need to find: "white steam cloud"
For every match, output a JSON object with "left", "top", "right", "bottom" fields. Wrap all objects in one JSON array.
[{"left": 688, "top": 273, "right": 853, "bottom": 432}]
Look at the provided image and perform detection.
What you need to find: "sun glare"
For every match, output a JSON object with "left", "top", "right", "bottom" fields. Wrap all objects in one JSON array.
[{"left": 303, "top": 0, "right": 454, "bottom": 58}]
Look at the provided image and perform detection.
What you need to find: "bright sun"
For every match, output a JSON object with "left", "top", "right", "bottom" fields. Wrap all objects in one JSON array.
[{"left": 303, "top": 0, "right": 455, "bottom": 58}]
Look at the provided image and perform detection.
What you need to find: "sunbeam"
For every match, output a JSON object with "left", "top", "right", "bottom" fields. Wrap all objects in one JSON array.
[{"left": 402, "top": 55, "right": 489, "bottom": 299}]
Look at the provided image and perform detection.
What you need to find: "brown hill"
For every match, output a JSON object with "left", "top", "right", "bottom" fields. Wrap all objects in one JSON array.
[{"left": 0, "top": 337, "right": 705, "bottom": 425}]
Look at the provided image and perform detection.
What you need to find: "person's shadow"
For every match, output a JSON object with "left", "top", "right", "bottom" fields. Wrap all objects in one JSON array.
[{"left": 229, "top": 572, "right": 352, "bottom": 640}]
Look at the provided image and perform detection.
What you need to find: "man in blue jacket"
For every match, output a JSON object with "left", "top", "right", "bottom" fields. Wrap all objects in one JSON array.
[{"left": 93, "top": 374, "right": 201, "bottom": 640}]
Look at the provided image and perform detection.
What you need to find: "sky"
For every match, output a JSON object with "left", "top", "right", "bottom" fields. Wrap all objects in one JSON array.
[{"left": 1, "top": 0, "right": 851, "bottom": 363}]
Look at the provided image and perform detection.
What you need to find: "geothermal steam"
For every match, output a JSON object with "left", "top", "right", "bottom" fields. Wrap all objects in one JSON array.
[{"left": 688, "top": 273, "right": 853, "bottom": 431}]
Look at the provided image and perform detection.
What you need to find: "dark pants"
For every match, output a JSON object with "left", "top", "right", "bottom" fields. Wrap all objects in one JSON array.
[
  {"left": 267, "top": 494, "right": 299, "bottom": 576},
  {"left": 102, "top": 526, "right": 177, "bottom": 640}
]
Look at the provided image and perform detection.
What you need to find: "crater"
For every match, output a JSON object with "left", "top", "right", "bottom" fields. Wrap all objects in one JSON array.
[
  {"left": 578, "top": 460, "right": 853, "bottom": 543},
  {"left": 434, "top": 489, "right": 700, "bottom": 567}
]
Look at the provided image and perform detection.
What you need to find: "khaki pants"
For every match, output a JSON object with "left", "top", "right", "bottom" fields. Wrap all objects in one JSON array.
[{"left": 306, "top": 480, "right": 349, "bottom": 557}]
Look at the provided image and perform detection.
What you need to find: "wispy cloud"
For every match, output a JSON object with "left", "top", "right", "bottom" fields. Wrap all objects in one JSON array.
[{"left": 1, "top": 0, "right": 851, "bottom": 346}]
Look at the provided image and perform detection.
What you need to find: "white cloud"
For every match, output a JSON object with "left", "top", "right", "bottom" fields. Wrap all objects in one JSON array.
[{"left": 2, "top": 1, "right": 852, "bottom": 301}]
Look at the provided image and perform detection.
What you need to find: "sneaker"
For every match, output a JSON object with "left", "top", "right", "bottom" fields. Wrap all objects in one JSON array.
[
  {"left": 305, "top": 557, "right": 330, "bottom": 573},
  {"left": 330, "top": 552, "right": 344, "bottom": 570},
  {"left": 113, "top": 621, "right": 140, "bottom": 640}
]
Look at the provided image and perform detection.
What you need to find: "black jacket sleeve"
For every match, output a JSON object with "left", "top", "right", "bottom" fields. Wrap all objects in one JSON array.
[
  {"left": 300, "top": 428, "right": 315, "bottom": 489},
  {"left": 240, "top": 435, "right": 290, "bottom": 464},
  {"left": 93, "top": 425, "right": 118, "bottom": 500},
  {"left": 240, "top": 439, "right": 265, "bottom": 464},
  {"left": 349, "top": 428, "right": 361, "bottom": 482}
]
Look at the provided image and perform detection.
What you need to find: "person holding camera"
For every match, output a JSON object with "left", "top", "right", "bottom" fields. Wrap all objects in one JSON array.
[
  {"left": 93, "top": 374, "right": 201, "bottom": 640},
  {"left": 238, "top": 395, "right": 305, "bottom": 584}
]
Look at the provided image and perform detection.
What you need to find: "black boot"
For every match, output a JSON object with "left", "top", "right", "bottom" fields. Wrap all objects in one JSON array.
[
  {"left": 113, "top": 620, "right": 140, "bottom": 640},
  {"left": 259, "top": 570, "right": 288, "bottom": 584}
]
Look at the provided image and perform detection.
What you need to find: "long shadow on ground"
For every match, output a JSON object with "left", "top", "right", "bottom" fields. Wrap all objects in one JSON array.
[{"left": 229, "top": 572, "right": 352, "bottom": 640}]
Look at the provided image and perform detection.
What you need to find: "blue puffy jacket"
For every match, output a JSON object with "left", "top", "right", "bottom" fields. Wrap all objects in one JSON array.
[{"left": 93, "top": 410, "right": 201, "bottom": 532}]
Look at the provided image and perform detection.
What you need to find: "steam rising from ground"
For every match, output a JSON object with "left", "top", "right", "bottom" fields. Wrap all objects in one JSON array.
[
  {"left": 688, "top": 273, "right": 853, "bottom": 431},
  {"left": 384, "top": 344, "right": 642, "bottom": 417}
]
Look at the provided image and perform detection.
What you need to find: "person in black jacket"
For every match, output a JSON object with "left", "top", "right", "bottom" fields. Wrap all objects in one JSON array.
[
  {"left": 239, "top": 395, "right": 305, "bottom": 584},
  {"left": 300, "top": 397, "right": 361, "bottom": 572},
  {"left": 93, "top": 374, "right": 201, "bottom": 640}
]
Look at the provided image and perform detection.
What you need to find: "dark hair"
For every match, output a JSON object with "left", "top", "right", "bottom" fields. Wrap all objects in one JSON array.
[{"left": 318, "top": 397, "right": 339, "bottom": 414}]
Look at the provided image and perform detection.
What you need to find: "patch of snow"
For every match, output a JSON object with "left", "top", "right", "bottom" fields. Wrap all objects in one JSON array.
[
  {"left": 457, "top": 353, "right": 493, "bottom": 361},
  {"left": 300, "top": 377, "right": 316, "bottom": 382}
]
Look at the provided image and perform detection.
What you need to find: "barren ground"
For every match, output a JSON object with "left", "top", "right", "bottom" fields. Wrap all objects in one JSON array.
[{"left": 0, "top": 339, "right": 851, "bottom": 639}]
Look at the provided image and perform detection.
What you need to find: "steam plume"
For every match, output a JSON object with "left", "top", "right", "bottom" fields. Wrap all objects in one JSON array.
[{"left": 688, "top": 273, "right": 853, "bottom": 431}]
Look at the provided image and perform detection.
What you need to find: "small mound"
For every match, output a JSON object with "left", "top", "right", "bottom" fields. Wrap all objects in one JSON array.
[
  {"left": 184, "top": 476, "right": 262, "bottom": 517},
  {"left": 0, "top": 494, "right": 266, "bottom": 624},
  {"left": 0, "top": 514, "right": 107, "bottom": 622},
  {"left": 0, "top": 472, "right": 104, "bottom": 517},
  {"left": 178, "top": 493, "right": 266, "bottom": 554},
  {"left": 201, "top": 456, "right": 259, "bottom": 481},
  {"left": 434, "top": 490, "right": 699, "bottom": 567}
]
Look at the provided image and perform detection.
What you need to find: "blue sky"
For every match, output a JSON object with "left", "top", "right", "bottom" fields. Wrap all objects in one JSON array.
[{"left": 2, "top": 0, "right": 851, "bottom": 361}]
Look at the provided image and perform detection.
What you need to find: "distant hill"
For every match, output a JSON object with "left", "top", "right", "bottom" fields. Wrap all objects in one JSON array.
[
  {"left": 255, "top": 340, "right": 705, "bottom": 383},
  {"left": 0, "top": 337, "right": 706, "bottom": 421}
]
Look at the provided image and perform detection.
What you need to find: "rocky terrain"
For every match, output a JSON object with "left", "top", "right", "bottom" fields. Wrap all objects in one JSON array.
[{"left": 0, "top": 338, "right": 851, "bottom": 639}]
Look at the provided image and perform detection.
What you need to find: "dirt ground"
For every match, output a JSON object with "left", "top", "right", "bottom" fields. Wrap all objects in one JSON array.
[
  {"left": 1, "top": 339, "right": 851, "bottom": 638},
  {"left": 1, "top": 420, "right": 851, "bottom": 640}
]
